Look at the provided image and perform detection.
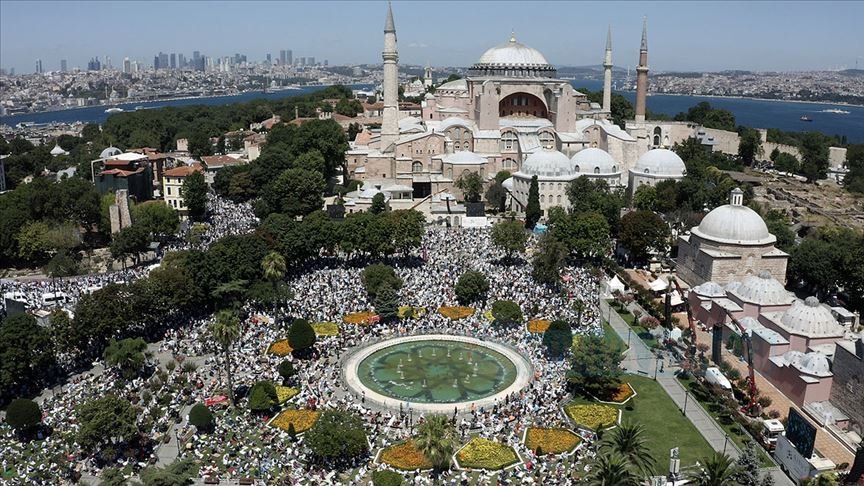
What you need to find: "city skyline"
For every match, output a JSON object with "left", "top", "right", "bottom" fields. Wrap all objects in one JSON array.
[{"left": 1, "top": 0, "right": 862, "bottom": 74}]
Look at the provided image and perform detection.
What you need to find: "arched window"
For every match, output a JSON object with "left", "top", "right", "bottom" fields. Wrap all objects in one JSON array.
[
  {"left": 539, "top": 131, "right": 555, "bottom": 150},
  {"left": 574, "top": 165, "right": 581, "bottom": 173},
  {"left": 594, "top": 167, "right": 601, "bottom": 174},
  {"left": 501, "top": 131, "right": 517, "bottom": 152},
  {"left": 653, "top": 127, "right": 662, "bottom": 147},
  {"left": 557, "top": 195, "right": 562, "bottom": 204},
  {"left": 644, "top": 168, "right": 650, "bottom": 173},
  {"left": 502, "top": 158, "right": 517, "bottom": 171},
  {"left": 447, "top": 167, "right": 453, "bottom": 178},
  {"left": 540, "top": 195, "right": 546, "bottom": 203},
  {"left": 412, "top": 161, "right": 423, "bottom": 173}
]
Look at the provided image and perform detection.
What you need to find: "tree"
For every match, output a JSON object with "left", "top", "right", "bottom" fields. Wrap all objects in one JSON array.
[
  {"left": 551, "top": 210, "right": 610, "bottom": 261},
  {"left": 139, "top": 459, "right": 196, "bottom": 486},
  {"left": 455, "top": 171, "right": 483, "bottom": 203},
  {"left": 209, "top": 309, "right": 241, "bottom": 406},
  {"left": 618, "top": 210, "right": 670, "bottom": 265},
  {"left": 5, "top": 398, "right": 42, "bottom": 434},
  {"left": 0, "top": 313, "right": 56, "bottom": 398},
  {"left": 76, "top": 394, "right": 140, "bottom": 453},
  {"left": 687, "top": 453, "right": 739, "bottom": 486},
  {"left": 187, "top": 130, "right": 212, "bottom": 157},
  {"left": 601, "top": 424, "right": 656, "bottom": 476},
  {"left": 287, "top": 319, "right": 316, "bottom": 353},
  {"left": 585, "top": 452, "right": 641, "bottom": 486},
  {"left": 415, "top": 414, "right": 458, "bottom": 471},
  {"left": 844, "top": 144, "right": 864, "bottom": 194},
  {"left": 374, "top": 286, "right": 400, "bottom": 322},
  {"left": 567, "top": 334, "right": 623, "bottom": 397},
  {"left": 361, "top": 264, "right": 402, "bottom": 299},
  {"left": 799, "top": 132, "right": 830, "bottom": 182},
  {"left": 454, "top": 270, "right": 489, "bottom": 304},
  {"left": 738, "top": 127, "right": 763, "bottom": 165},
  {"left": 485, "top": 181, "right": 507, "bottom": 213},
  {"left": 801, "top": 473, "right": 839, "bottom": 486},
  {"left": 278, "top": 359, "right": 295, "bottom": 383},
  {"left": 531, "top": 233, "right": 567, "bottom": 286},
  {"left": 632, "top": 185, "right": 657, "bottom": 211},
  {"left": 182, "top": 171, "right": 208, "bottom": 220},
  {"left": 491, "top": 220, "right": 528, "bottom": 257},
  {"left": 103, "top": 337, "right": 151, "bottom": 380},
  {"left": 390, "top": 210, "right": 425, "bottom": 255},
  {"left": 305, "top": 409, "right": 369, "bottom": 461},
  {"left": 566, "top": 177, "right": 624, "bottom": 232},
  {"left": 772, "top": 152, "right": 800, "bottom": 174},
  {"left": 188, "top": 403, "right": 215, "bottom": 433},
  {"left": 257, "top": 168, "right": 324, "bottom": 218},
  {"left": 542, "top": 320, "right": 572, "bottom": 357},
  {"left": 110, "top": 224, "right": 150, "bottom": 266},
  {"left": 247, "top": 381, "right": 278, "bottom": 412},
  {"left": 370, "top": 192, "right": 387, "bottom": 214},
  {"left": 261, "top": 251, "right": 287, "bottom": 293},
  {"left": 372, "top": 470, "right": 404, "bottom": 486},
  {"left": 525, "top": 175, "right": 541, "bottom": 229},
  {"left": 133, "top": 201, "right": 179, "bottom": 241},
  {"left": 734, "top": 440, "right": 774, "bottom": 486},
  {"left": 491, "top": 300, "right": 523, "bottom": 325}
]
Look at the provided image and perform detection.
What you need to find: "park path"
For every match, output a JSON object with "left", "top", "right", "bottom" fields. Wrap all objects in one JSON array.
[{"left": 600, "top": 299, "right": 794, "bottom": 486}]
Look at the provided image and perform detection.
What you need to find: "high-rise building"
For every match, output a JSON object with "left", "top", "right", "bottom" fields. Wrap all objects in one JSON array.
[
  {"left": 170, "top": 53, "right": 176, "bottom": 69},
  {"left": 308, "top": 56, "right": 316, "bottom": 66},
  {"left": 279, "top": 50, "right": 287, "bottom": 66},
  {"left": 158, "top": 52, "right": 169, "bottom": 70},
  {"left": 87, "top": 57, "right": 101, "bottom": 71},
  {"left": 323, "top": 59, "right": 328, "bottom": 66},
  {"left": 178, "top": 53, "right": 186, "bottom": 69},
  {"left": 299, "top": 57, "right": 306, "bottom": 66},
  {"left": 286, "top": 49, "right": 293, "bottom": 65},
  {"left": 105, "top": 56, "right": 112, "bottom": 70},
  {"left": 266, "top": 53, "right": 272, "bottom": 65},
  {"left": 123, "top": 57, "right": 131, "bottom": 74},
  {"left": 60, "top": 59, "right": 67, "bottom": 72},
  {"left": 35, "top": 59, "right": 43, "bottom": 74}
]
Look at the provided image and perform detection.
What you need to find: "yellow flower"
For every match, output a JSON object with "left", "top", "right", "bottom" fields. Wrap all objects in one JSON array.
[
  {"left": 483, "top": 310, "right": 494, "bottom": 321},
  {"left": 379, "top": 439, "right": 433, "bottom": 470},
  {"left": 456, "top": 437, "right": 519, "bottom": 470},
  {"left": 564, "top": 404, "right": 619, "bottom": 431},
  {"left": 267, "top": 339, "right": 293, "bottom": 356},
  {"left": 275, "top": 386, "right": 300, "bottom": 404},
  {"left": 343, "top": 311, "right": 378, "bottom": 325},
  {"left": 311, "top": 322, "right": 339, "bottom": 336},
  {"left": 270, "top": 409, "right": 320, "bottom": 433},
  {"left": 438, "top": 306, "right": 474, "bottom": 320},
  {"left": 527, "top": 319, "right": 551, "bottom": 333},
  {"left": 524, "top": 427, "right": 581, "bottom": 455}
]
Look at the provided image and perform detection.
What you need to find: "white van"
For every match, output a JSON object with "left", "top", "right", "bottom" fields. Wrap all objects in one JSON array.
[
  {"left": 704, "top": 367, "right": 733, "bottom": 391},
  {"left": 41, "top": 292, "right": 68, "bottom": 306}
]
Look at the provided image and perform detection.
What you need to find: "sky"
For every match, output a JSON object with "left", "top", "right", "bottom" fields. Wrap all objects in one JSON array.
[{"left": 1, "top": 1, "right": 862, "bottom": 74}]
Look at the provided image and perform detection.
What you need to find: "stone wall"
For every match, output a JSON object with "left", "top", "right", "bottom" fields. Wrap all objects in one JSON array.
[
  {"left": 702, "top": 127, "right": 740, "bottom": 155},
  {"left": 762, "top": 141, "right": 802, "bottom": 160},
  {"left": 829, "top": 340, "right": 864, "bottom": 435}
]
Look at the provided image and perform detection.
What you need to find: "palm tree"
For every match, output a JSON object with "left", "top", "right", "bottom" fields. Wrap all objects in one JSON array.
[
  {"left": 688, "top": 452, "right": 739, "bottom": 486},
  {"left": 414, "top": 414, "right": 458, "bottom": 471},
  {"left": 586, "top": 452, "right": 641, "bottom": 486},
  {"left": 209, "top": 309, "right": 241, "bottom": 406},
  {"left": 261, "top": 251, "right": 287, "bottom": 293},
  {"left": 601, "top": 423, "right": 656, "bottom": 476}
]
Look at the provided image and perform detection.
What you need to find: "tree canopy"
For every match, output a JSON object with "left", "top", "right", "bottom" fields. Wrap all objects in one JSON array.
[
  {"left": 305, "top": 409, "right": 369, "bottom": 461},
  {"left": 454, "top": 270, "right": 490, "bottom": 304}
]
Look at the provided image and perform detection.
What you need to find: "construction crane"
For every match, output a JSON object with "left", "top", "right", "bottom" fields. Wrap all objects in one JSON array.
[
  {"left": 668, "top": 276, "right": 698, "bottom": 359},
  {"left": 719, "top": 307, "right": 759, "bottom": 416}
]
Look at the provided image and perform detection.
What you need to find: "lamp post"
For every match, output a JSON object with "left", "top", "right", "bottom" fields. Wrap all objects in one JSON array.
[
  {"left": 682, "top": 390, "right": 689, "bottom": 416},
  {"left": 627, "top": 327, "right": 632, "bottom": 349},
  {"left": 654, "top": 355, "right": 662, "bottom": 380},
  {"left": 723, "top": 433, "right": 729, "bottom": 455}
]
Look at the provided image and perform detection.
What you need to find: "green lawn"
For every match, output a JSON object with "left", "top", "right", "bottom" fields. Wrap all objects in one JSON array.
[
  {"left": 567, "top": 374, "right": 714, "bottom": 471},
  {"left": 677, "top": 375, "right": 773, "bottom": 466},
  {"left": 602, "top": 321, "right": 626, "bottom": 353},
  {"left": 606, "top": 302, "right": 660, "bottom": 349}
]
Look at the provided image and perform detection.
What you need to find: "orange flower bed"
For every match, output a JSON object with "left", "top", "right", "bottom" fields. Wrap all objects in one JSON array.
[
  {"left": 525, "top": 427, "right": 581, "bottom": 455},
  {"left": 267, "top": 339, "right": 293, "bottom": 356},
  {"left": 609, "top": 383, "right": 635, "bottom": 403},
  {"left": 343, "top": 311, "right": 379, "bottom": 325},
  {"left": 379, "top": 439, "right": 433, "bottom": 470},
  {"left": 527, "top": 319, "right": 552, "bottom": 333},
  {"left": 438, "top": 306, "right": 474, "bottom": 320},
  {"left": 270, "top": 409, "right": 320, "bottom": 434}
]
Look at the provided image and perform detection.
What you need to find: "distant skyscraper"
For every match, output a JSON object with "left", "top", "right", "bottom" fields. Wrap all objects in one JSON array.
[
  {"left": 60, "top": 59, "right": 67, "bottom": 72},
  {"left": 170, "top": 53, "right": 176, "bottom": 69},
  {"left": 35, "top": 59, "right": 42, "bottom": 74},
  {"left": 123, "top": 57, "right": 131, "bottom": 74},
  {"left": 178, "top": 53, "right": 186, "bottom": 69},
  {"left": 87, "top": 57, "right": 101, "bottom": 71},
  {"left": 308, "top": 56, "right": 315, "bottom": 66},
  {"left": 323, "top": 59, "right": 328, "bottom": 66},
  {"left": 105, "top": 56, "right": 112, "bottom": 70},
  {"left": 286, "top": 49, "right": 293, "bottom": 66},
  {"left": 279, "top": 50, "right": 287, "bottom": 66},
  {"left": 299, "top": 57, "right": 306, "bottom": 66},
  {"left": 266, "top": 53, "right": 272, "bottom": 65},
  {"left": 158, "top": 52, "right": 169, "bottom": 70}
]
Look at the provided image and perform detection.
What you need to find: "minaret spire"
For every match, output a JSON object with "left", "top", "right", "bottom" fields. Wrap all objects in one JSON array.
[
  {"left": 381, "top": 2, "right": 399, "bottom": 151},
  {"left": 635, "top": 17, "right": 649, "bottom": 122},
  {"left": 602, "top": 26, "right": 613, "bottom": 114}
]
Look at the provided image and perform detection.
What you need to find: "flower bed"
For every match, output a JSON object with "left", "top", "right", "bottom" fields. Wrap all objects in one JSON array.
[
  {"left": 270, "top": 409, "right": 320, "bottom": 434},
  {"left": 266, "top": 339, "right": 293, "bottom": 356},
  {"left": 343, "top": 311, "right": 378, "bottom": 325},
  {"left": 438, "top": 306, "right": 474, "bottom": 320},
  {"left": 275, "top": 386, "right": 300, "bottom": 404},
  {"left": 398, "top": 306, "right": 424, "bottom": 319},
  {"left": 311, "top": 322, "right": 339, "bottom": 336},
  {"left": 527, "top": 319, "right": 551, "bottom": 333},
  {"left": 455, "top": 437, "right": 520, "bottom": 470},
  {"left": 564, "top": 404, "right": 619, "bottom": 431},
  {"left": 524, "top": 427, "right": 581, "bottom": 455},
  {"left": 483, "top": 310, "right": 494, "bottom": 321},
  {"left": 378, "top": 439, "right": 433, "bottom": 470},
  {"left": 608, "top": 383, "right": 635, "bottom": 404}
]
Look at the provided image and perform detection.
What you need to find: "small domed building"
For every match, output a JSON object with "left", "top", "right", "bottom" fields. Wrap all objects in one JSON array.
[
  {"left": 570, "top": 148, "right": 622, "bottom": 187},
  {"left": 677, "top": 188, "right": 789, "bottom": 286},
  {"left": 629, "top": 148, "right": 686, "bottom": 188},
  {"left": 512, "top": 149, "right": 577, "bottom": 213}
]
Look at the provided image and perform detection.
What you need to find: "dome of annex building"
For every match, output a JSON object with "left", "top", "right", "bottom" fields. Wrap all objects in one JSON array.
[
  {"left": 781, "top": 350, "right": 832, "bottom": 377},
  {"left": 100, "top": 146, "right": 122, "bottom": 159},
  {"left": 729, "top": 271, "right": 794, "bottom": 305},
  {"left": 471, "top": 34, "right": 557, "bottom": 77},
  {"left": 633, "top": 149, "right": 686, "bottom": 177},
  {"left": 518, "top": 149, "right": 575, "bottom": 179},
  {"left": 571, "top": 148, "right": 619, "bottom": 174},
  {"left": 693, "top": 204, "right": 774, "bottom": 245},
  {"left": 779, "top": 296, "right": 844, "bottom": 337}
]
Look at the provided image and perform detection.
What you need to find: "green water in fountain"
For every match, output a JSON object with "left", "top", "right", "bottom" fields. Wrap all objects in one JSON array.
[{"left": 356, "top": 340, "right": 518, "bottom": 404}]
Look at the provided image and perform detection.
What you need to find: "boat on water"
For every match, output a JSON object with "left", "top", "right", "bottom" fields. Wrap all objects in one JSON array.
[
  {"left": 104, "top": 107, "right": 124, "bottom": 114},
  {"left": 799, "top": 115, "right": 812, "bottom": 122},
  {"left": 821, "top": 108, "right": 851, "bottom": 115}
]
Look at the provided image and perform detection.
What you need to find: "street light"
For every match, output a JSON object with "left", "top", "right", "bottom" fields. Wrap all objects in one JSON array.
[
  {"left": 654, "top": 355, "right": 662, "bottom": 380},
  {"left": 682, "top": 390, "right": 689, "bottom": 416},
  {"left": 723, "top": 433, "right": 729, "bottom": 455}
]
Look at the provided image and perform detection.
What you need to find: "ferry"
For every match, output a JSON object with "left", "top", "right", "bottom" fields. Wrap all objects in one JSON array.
[
  {"left": 821, "top": 108, "right": 850, "bottom": 115},
  {"left": 104, "top": 107, "right": 124, "bottom": 114},
  {"left": 799, "top": 115, "right": 812, "bottom": 122}
]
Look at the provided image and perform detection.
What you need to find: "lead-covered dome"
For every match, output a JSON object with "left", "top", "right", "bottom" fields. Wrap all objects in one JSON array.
[
  {"left": 100, "top": 146, "right": 122, "bottom": 159},
  {"left": 694, "top": 206, "right": 773, "bottom": 245},
  {"left": 519, "top": 149, "right": 575, "bottom": 178},
  {"left": 571, "top": 148, "right": 619, "bottom": 174},
  {"left": 470, "top": 34, "right": 556, "bottom": 78},
  {"left": 633, "top": 149, "right": 686, "bottom": 177},
  {"left": 780, "top": 350, "right": 832, "bottom": 377},
  {"left": 779, "top": 296, "right": 844, "bottom": 337},
  {"left": 729, "top": 271, "right": 794, "bottom": 305}
]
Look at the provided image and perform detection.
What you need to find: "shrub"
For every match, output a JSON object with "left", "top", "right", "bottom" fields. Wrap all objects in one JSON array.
[
  {"left": 305, "top": 409, "right": 369, "bottom": 460},
  {"left": 248, "top": 381, "right": 278, "bottom": 412},
  {"left": 639, "top": 315, "right": 660, "bottom": 329},
  {"left": 278, "top": 360, "right": 295, "bottom": 382},
  {"left": 491, "top": 300, "right": 523, "bottom": 325},
  {"left": 372, "top": 470, "right": 404, "bottom": 486},
  {"left": 542, "top": 320, "right": 572, "bottom": 357},
  {"left": 361, "top": 264, "right": 402, "bottom": 299},
  {"left": 188, "top": 403, "right": 214, "bottom": 432},
  {"left": 454, "top": 270, "right": 490, "bottom": 304},
  {"left": 757, "top": 396, "right": 772, "bottom": 408},
  {"left": 5, "top": 399, "right": 41, "bottom": 432},
  {"left": 287, "top": 319, "right": 316, "bottom": 352}
]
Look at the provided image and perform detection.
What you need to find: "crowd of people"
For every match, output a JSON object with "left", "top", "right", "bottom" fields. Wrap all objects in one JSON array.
[{"left": 1, "top": 195, "right": 614, "bottom": 485}]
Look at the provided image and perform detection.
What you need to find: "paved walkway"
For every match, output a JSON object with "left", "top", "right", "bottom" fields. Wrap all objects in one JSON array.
[{"left": 601, "top": 300, "right": 795, "bottom": 486}]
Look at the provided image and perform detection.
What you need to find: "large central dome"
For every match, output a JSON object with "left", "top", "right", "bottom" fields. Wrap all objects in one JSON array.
[{"left": 470, "top": 34, "right": 556, "bottom": 78}]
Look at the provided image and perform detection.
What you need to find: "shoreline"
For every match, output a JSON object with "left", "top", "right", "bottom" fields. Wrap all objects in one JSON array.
[{"left": 642, "top": 91, "right": 863, "bottom": 108}]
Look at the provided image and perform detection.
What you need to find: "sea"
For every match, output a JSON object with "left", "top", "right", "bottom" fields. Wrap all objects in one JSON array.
[{"left": 2, "top": 80, "right": 862, "bottom": 143}]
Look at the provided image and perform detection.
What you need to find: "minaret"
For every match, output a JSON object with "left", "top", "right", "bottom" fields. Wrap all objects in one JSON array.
[
  {"left": 381, "top": 3, "right": 399, "bottom": 152},
  {"left": 424, "top": 63, "right": 433, "bottom": 89},
  {"left": 602, "top": 26, "right": 613, "bottom": 114},
  {"left": 635, "top": 18, "right": 649, "bottom": 122}
]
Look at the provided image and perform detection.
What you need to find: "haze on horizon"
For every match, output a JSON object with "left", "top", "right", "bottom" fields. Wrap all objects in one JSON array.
[{"left": 1, "top": 0, "right": 862, "bottom": 74}]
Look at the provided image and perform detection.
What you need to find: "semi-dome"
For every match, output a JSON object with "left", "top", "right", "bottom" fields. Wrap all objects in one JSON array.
[
  {"left": 100, "top": 147, "right": 122, "bottom": 159},
  {"left": 519, "top": 149, "right": 575, "bottom": 178},
  {"left": 692, "top": 281, "right": 726, "bottom": 298},
  {"left": 444, "top": 151, "right": 486, "bottom": 165},
  {"left": 571, "top": 148, "right": 619, "bottom": 174},
  {"left": 778, "top": 296, "right": 844, "bottom": 337},
  {"left": 780, "top": 350, "right": 832, "bottom": 377},
  {"left": 633, "top": 149, "right": 686, "bottom": 177},
  {"left": 729, "top": 271, "right": 793, "bottom": 305},
  {"left": 470, "top": 34, "right": 556, "bottom": 78},
  {"left": 693, "top": 205, "right": 773, "bottom": 245}
]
